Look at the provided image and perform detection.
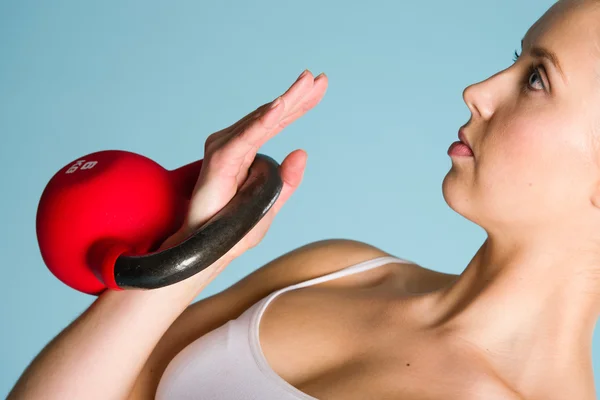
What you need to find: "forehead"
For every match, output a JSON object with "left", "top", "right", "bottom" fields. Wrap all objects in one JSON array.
[{"left": 524, "top": 0, "right": 600, "bottom": 87}]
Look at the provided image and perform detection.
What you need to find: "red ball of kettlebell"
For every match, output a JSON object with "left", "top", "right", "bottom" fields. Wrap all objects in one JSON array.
[{"left": 36, "top": 150, "right": 282, "bottom": 295}]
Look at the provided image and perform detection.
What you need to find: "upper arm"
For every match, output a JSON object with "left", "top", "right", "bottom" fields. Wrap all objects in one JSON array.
[{"left": 127, "top": 238, "right": 391, "bottom": 399}]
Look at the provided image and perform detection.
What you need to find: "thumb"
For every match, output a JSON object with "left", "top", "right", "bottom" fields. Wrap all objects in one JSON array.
[{"left": 270, "top": 149, "right": 307, "bottom": 215}]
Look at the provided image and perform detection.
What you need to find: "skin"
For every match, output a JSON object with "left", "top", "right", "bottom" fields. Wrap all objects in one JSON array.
[
  {"left": 151, "top": 2, "right": 600, "bottom": 398},
  {"left": 8, "top": 1, "right": 600, "bottom": 399},
  {"left": 6, "top": 71, "right": 329, "bottom": 399},
  {"left": 436, "top": 0, "right": 600, "bottom": 397}
]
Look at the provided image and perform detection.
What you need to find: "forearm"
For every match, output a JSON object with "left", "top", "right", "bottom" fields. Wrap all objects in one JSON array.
[{"left": 8, "top": 232, "right": 226, "bottom": 400}]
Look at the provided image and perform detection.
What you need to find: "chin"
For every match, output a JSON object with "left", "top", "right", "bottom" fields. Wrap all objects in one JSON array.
[
  {"left": 442, "top": 170, "right": 506, "bottom": 232},
  {"left": 441, "top": 169, "right": 478, "bottom": 224}
]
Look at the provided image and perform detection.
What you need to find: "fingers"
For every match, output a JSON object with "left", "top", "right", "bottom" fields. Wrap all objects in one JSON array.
[
  {"left": 231, "top": 149, "right": 307, "bottom": 252},
  {"left": 227, "top": 71, "right": 326, "bottom": 157},
  {"left": 220, "top": 69, "right": 314, "bottom": 145},
  {"left": 206, "top": 70, "right": 325, "bottom": 183},
  {"left": 277, "top": 70, "right": 316, "bottom": 116},
  {"left": 219, "top": 98, "right": 286, "bottom": 161},
  {"left": 279, "top": 73, "right": 328, "bottom": 128},
  {"left": 269, "top": 149, "right": 308, "bottom": 215},
  {"left": 231, "top": 67, "right": 312, "bottom": 131},
  {"left": 227, "top": 72, "right": 310, "bottom": 150}
]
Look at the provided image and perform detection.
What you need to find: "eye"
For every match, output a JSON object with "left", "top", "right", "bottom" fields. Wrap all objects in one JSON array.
[{"left": 513, "top": 49, "right": 546, "bottom": 93}]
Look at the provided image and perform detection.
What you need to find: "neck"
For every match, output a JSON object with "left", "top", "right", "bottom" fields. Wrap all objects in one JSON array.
[{"left": 423, "top": 234, "right": 600, "bottom": 398}]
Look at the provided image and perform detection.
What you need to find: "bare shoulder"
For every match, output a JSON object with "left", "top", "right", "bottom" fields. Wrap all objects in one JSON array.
[
  {"left": 129, "top": 238, "right": 396, "bottom": 399},
  {"left": 223, "top": 238, "right": 396, "bottom": 298},
  {"left": 129, "top": 238, "right": 457, "bottom": 399},
  {"left": 227, "top": 238, "right": 458, "bottom": 297}
]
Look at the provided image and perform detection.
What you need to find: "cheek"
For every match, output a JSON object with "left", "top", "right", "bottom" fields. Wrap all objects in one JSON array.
[
  {"left": 480, "top": 120, "right": 546, "bottom": 190},
  {"left": 477, "top": 115, "right": 590, "bottom": 219}
]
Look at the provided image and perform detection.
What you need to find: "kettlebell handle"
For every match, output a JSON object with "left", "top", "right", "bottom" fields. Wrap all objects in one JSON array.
[{"left": 99, "top": 153, "right": 282, "bottom": 290}]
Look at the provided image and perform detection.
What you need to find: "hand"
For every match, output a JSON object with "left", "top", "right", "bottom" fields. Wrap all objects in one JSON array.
[{"left": 173, "top": 69, "right": 328, "bottom": 269}]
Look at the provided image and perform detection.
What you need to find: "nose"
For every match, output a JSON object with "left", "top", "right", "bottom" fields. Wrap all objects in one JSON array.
[{"left": 462, "top": 77, "right": 496, "bottom": 121}]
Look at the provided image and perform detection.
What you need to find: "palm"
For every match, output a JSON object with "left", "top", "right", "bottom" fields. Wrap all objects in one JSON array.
[{"left": 183, "top": 70, "right": 328, "bottom": 262}]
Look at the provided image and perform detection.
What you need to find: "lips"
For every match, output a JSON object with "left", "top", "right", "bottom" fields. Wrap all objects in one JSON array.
[
  {"left": 458, "top": 129, "right": 472, "bottom": 152},
  {"left": 447, "top": 128, "right": 475, "bottom": 158}
]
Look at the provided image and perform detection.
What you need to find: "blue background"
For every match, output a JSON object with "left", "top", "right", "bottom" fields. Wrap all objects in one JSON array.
[{"left": 2, "top": 0, "right": 597, "bottom": 396}]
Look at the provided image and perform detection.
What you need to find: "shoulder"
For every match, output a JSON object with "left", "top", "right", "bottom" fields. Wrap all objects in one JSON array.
[
  {"left": 131, "top": 239, "right": 385, "bottom": 398},
  {"left": 178, "top": 238, "right": 396, "bottom": 331},
  {"left": 226, "top": 238, "right": 394, "bottom": 295},
  {"left": 129, "top": 239, "right": 455, "bottom": 399},
  {"left": 227, "top": 238, "right": 458, "bottom": 298}
]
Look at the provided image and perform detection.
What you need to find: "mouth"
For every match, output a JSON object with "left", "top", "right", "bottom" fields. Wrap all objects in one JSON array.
[
  {"left": 458, "top": 129, "right": 472, "bottom": 151},
  {"left": 447, "top": 128, "right": 474, "bottom": 158}
]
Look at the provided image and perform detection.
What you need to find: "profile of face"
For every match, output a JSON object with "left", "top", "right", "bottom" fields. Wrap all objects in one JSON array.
[{"left": 442, "top": 0, "right": 600, "bottom": 238}]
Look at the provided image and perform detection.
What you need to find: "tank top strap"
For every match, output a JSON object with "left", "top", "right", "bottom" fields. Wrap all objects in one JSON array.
[
  {"left": 243, "top": 255, "right": 414, "bottom": 399},
  {"left": 260, "top": 255, "right": 411, "bottom": 309}
]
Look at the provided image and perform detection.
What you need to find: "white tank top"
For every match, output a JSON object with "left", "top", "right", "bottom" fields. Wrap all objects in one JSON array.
[{"left": 155, "top": 255, "right": 413, "bottom": 399}]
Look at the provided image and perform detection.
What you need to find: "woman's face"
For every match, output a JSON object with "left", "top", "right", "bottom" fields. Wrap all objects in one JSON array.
[{"left": 443, "top": 0, "right": 600, "bottom": 237}]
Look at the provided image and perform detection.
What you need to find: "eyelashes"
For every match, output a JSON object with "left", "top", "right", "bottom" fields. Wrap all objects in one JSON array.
[{"left": 512, "top": 48, "right": 545, "bottom": 93}]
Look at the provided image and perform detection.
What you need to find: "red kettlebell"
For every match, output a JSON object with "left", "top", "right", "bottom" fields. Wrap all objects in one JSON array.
[{"left": 36, "top": 150, "right": 282, "bottom": 295}]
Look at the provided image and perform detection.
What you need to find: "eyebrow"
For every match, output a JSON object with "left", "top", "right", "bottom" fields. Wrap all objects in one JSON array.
[{"left": 521, "top": 39, "right": 566, "bottom": 82}]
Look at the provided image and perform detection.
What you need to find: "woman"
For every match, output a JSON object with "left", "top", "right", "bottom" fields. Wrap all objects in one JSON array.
[{"left": 8, "top": 0, "right": 600, "bottom": 398}]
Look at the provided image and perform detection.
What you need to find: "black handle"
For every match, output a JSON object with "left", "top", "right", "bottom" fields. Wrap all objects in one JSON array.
[{"left": 113, "top": 153, "right": 283, "bottom": 289}]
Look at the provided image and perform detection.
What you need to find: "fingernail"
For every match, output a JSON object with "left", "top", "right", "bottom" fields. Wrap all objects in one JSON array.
[{"left": 298, "top": 69, "right": 309, "bottom": 80}]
